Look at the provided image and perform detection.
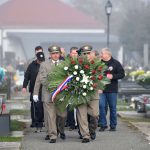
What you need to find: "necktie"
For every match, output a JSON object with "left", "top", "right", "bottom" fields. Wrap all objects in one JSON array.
[{"left": 55, "top": 61, "right": 57, "bottom": 66}]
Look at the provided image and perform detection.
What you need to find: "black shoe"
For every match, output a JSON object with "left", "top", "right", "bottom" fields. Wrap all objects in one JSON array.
[
  {"left": 78, "top": 130, "right": 83, "bottom": 139},
  {"left": 49, "top": 139, "right": 56, "bottom": 143},
  {"left": 65, "top": 124, "right": 69, "bottom": 127},
  {"left": 69, "top": 126, "right": 75, "bottom": 131},
  {"left": 90, "top": 132, "right": 96, "bottom": 140},
  {"left": 82, "top": 138, "right": 90, "bottom": 143},
  {"left": 109, "top": 127, "right": 116, "bottom": 131},
  {"left": 45, "top": 135, "right": 50, "bottom": 140},
  {"left": 79, "top": 135, "right": 83, "bottom": 139},
  {"left": 30, "top": 124, "right": 35, "bottom": 128},
  {"left": 99, "top": 126, "right": 108, "bottom": 132},
  {"left": 34, "top": 130, "right": 38, "bottom": 133},
  {"left": 60, "top": 133, "right": 66, "bottom": 140},
  {"left": 34, "top": 127, "right": 41, "bottom": 133}
]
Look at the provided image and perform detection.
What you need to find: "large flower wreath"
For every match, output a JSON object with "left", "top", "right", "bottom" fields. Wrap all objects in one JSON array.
[{"left": 47, "top": 57, "right": 110, "bottom": 111}]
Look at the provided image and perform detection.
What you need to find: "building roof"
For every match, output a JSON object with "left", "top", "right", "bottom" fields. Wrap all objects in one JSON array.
[{"left": 0, "top": 0, "right": 102, "bottom": 29}]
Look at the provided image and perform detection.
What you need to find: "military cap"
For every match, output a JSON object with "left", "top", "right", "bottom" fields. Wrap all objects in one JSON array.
[
  {"left": 80, "top": 45, "right": 93, "bottom": 54},
  {"left": 36, "top": 52, "right": 45, "bottom": 61},
  {"left": 48, "top": 45, "right": 61, "bottom": 53}
]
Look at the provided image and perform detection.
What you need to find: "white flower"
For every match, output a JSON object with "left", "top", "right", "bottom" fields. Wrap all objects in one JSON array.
[
  {"left": 74, "top": 65, "right": 79, "bottom": 70},
  {"left": 90, "top": 87, "right": 94, "bottom": 90},
  {"left": 80, "top": 74, "right": 89, "bottom": 84},
  {"left": 59, "top": 97, "right": 64, "bottom": 102},
  {"left": 82, "top": 92, "right": 87, "bottom": 96},
  {"left": 80, "top": 70, "right": 84, "bottom": 74},
  {"left": 146, "top": 71, "right": 150, "bottom": 74},
  {"left": 108, "top": 66, "right": 113, "bottom": 71},
  {"left": 64, "top": 66, "right": 68, "bottom": 71},
  {"left": 76, "top": 77, "right": 80, "bottom": 81},
  {"left": 73, "top": 71, "right": 77, "bottom": 75},
  {"left": 83, "top": 85, "right": 87, "bottom": 89},
  {"left": 89, "top": 81, "right": 93, "bottom": 85}
]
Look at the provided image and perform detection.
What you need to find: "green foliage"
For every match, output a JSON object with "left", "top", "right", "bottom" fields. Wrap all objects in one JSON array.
[
  {"left": 136, "top": 71, "right": 150, "bottom": 87},
  {"left": 47, "top": 57, "right": 110, "bottom": 111},
  {"left": 0, "top": 136, "right": 22, "bottom": 142},
  {"left": 129, "top": 70, "right": 145, "bottom": 78},
  {"left": 10, "top": 109, "right": 28, "bottom": 115},
  {"left": 0, "top": 81, "right": 8, "bottom": 93},
  {"left": 117, "top": 107, "right": 134, "bottom": 111},
  {"left": 11, "top": 120, "right": 26, "bottom": 131},
  {"left": 121, "top": 117, "right": 150, "bottom": 123}
]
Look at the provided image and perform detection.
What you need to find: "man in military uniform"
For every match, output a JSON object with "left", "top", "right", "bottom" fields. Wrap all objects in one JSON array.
[
  {"left": 66, "top": 47, "right": 78, "bottom": 130},
  {"left": 77, "top": 45, "right": 99, "bottom": 143},
  {"left": 33, "top": 45, "right": 67, "bottom": 143}
]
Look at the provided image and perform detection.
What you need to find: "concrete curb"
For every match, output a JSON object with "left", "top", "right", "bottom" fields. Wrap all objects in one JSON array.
[
  {"left": 118, "top": 112, "right": 150, "bottom": 142},
  {"left": 130, "top": 122, "right": 150, "bottom": 142},
  {"left": 0, "top": 142, "right": 21, "bottom": 150}
]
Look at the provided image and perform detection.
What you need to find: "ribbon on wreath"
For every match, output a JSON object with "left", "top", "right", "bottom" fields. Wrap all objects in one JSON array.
[{"left": 51, "top": 75, "right": 73, "bottom": 102}]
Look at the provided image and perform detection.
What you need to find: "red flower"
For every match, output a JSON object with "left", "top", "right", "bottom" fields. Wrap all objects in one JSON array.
[
  {"left": 98, "top": 66, "right": 102, "bottom": 71},
  {"left": 107, "top": 72, "right": 110, "bottom": 75},
  {"left": 92, "top": 70, "right": 96, "bottom": 74},
  {"left": 78, "top": 58, "right": 83, "bottom": 64},
  {"left": 71, "top": 60, "right": 76, "bottom": 65},
  {"left": 92, "top": 83, "right": 97, "bottom": 88},
  {"left": 84, "top": 64, "right": 90, "bottom": 70},
  {"left": 90, "top": 60, "right": 95, "bottom": 64},
  {"left": 91, "top": 76, "right": 95, "bottom": 80},
  {"left": 98, "top": 75, "right": 103, "bottom": 80}
]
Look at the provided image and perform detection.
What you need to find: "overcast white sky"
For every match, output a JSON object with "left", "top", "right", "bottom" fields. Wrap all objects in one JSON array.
[
  {"left": 0, "top": 0, "right": 149, "bottom": 5},
  {"left": 0, "top": 0, "right": 9, "bottom": 5}
]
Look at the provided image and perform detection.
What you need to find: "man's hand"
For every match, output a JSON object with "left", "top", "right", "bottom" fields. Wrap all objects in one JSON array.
[
  {"left": 98, "top": 90, "right": 103, "bottom": 94},
  {"left": 107, "top": 73, "right": 113, "bottom": 79},
  {"left": 33, "top": 95, "right": 39, "bottom": 102},
  {"left": 22, "top": 88, "right": 27, "bottom": 93}
]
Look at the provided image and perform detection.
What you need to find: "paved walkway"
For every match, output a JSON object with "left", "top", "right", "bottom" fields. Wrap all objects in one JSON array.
[
  {"left": 118, "top": 111, "right": 150, "bottom": 141},
  {"left": 21, "top": 118, "right": 150, "bottom": 150}
]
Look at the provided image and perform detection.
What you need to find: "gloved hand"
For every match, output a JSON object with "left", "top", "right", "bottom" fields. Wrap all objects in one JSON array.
[{"left": 33, "top": 95, "right": 39, "bottom": 102}]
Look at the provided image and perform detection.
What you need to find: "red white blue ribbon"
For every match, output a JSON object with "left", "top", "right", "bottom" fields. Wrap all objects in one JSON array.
[{"left": 51, "top": 75, "right": 73, "bottom": 102}]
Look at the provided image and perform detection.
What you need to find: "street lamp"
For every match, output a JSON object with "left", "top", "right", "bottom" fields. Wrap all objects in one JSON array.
[{"left": 105, "top": 0, "right": 112, "bottom": 48}]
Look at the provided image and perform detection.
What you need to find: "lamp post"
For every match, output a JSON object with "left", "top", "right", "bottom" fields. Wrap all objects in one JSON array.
[{"left": 105, "top": 0, "right": 112, "bottom": 48}]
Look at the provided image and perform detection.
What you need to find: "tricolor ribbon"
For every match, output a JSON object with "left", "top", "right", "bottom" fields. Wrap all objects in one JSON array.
[{"left": 51, "top": 75, "right": 73, "bottom": 102}]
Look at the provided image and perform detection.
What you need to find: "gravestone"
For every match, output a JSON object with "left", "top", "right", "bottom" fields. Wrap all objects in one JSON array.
[{"left": 0, "top": 96, "right": 10, "bottom": 136}]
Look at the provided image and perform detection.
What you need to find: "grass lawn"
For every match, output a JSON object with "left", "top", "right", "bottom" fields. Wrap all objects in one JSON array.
[
  {"left": 120, "top": 116, "right": 150, "bottom": 123},
  {"left": 117, "top": 107, "right": 134, "bottom": 111},
  {"left": 116, "top": 99, "right": 133, "bottom": 111},
  {"left": 11, "top": 120, "right": 26, "bottom": 131},
  {"left": 0, "top": 120, "right": 25, "bottom": 142},
  {"left": 0, "top": 136, "right": 22, "bottom": 142},
  {"left": 10, "top": 109, "right": 28, "bottom": 116},
  {"left": 117, "top": 99, "right": 130, "bottom": 106}
]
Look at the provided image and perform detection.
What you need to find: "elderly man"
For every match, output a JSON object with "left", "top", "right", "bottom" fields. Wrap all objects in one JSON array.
[
  {"left": 77, "top": 45, "right": 99, "bottom": 143},
  {"left": 33, "top": 45, "right": 67, "bottom": 143},
  {"left": 99, "top": 48, "right": 125, "bottom": 132}
]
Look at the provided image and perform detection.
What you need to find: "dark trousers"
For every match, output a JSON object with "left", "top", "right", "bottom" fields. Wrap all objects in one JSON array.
[
  {"left": 30, "top": 94, "right": 44, "bottom": 128},
  {"left": 66, "top": 107, "right": 75, "bottom": 128}
]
